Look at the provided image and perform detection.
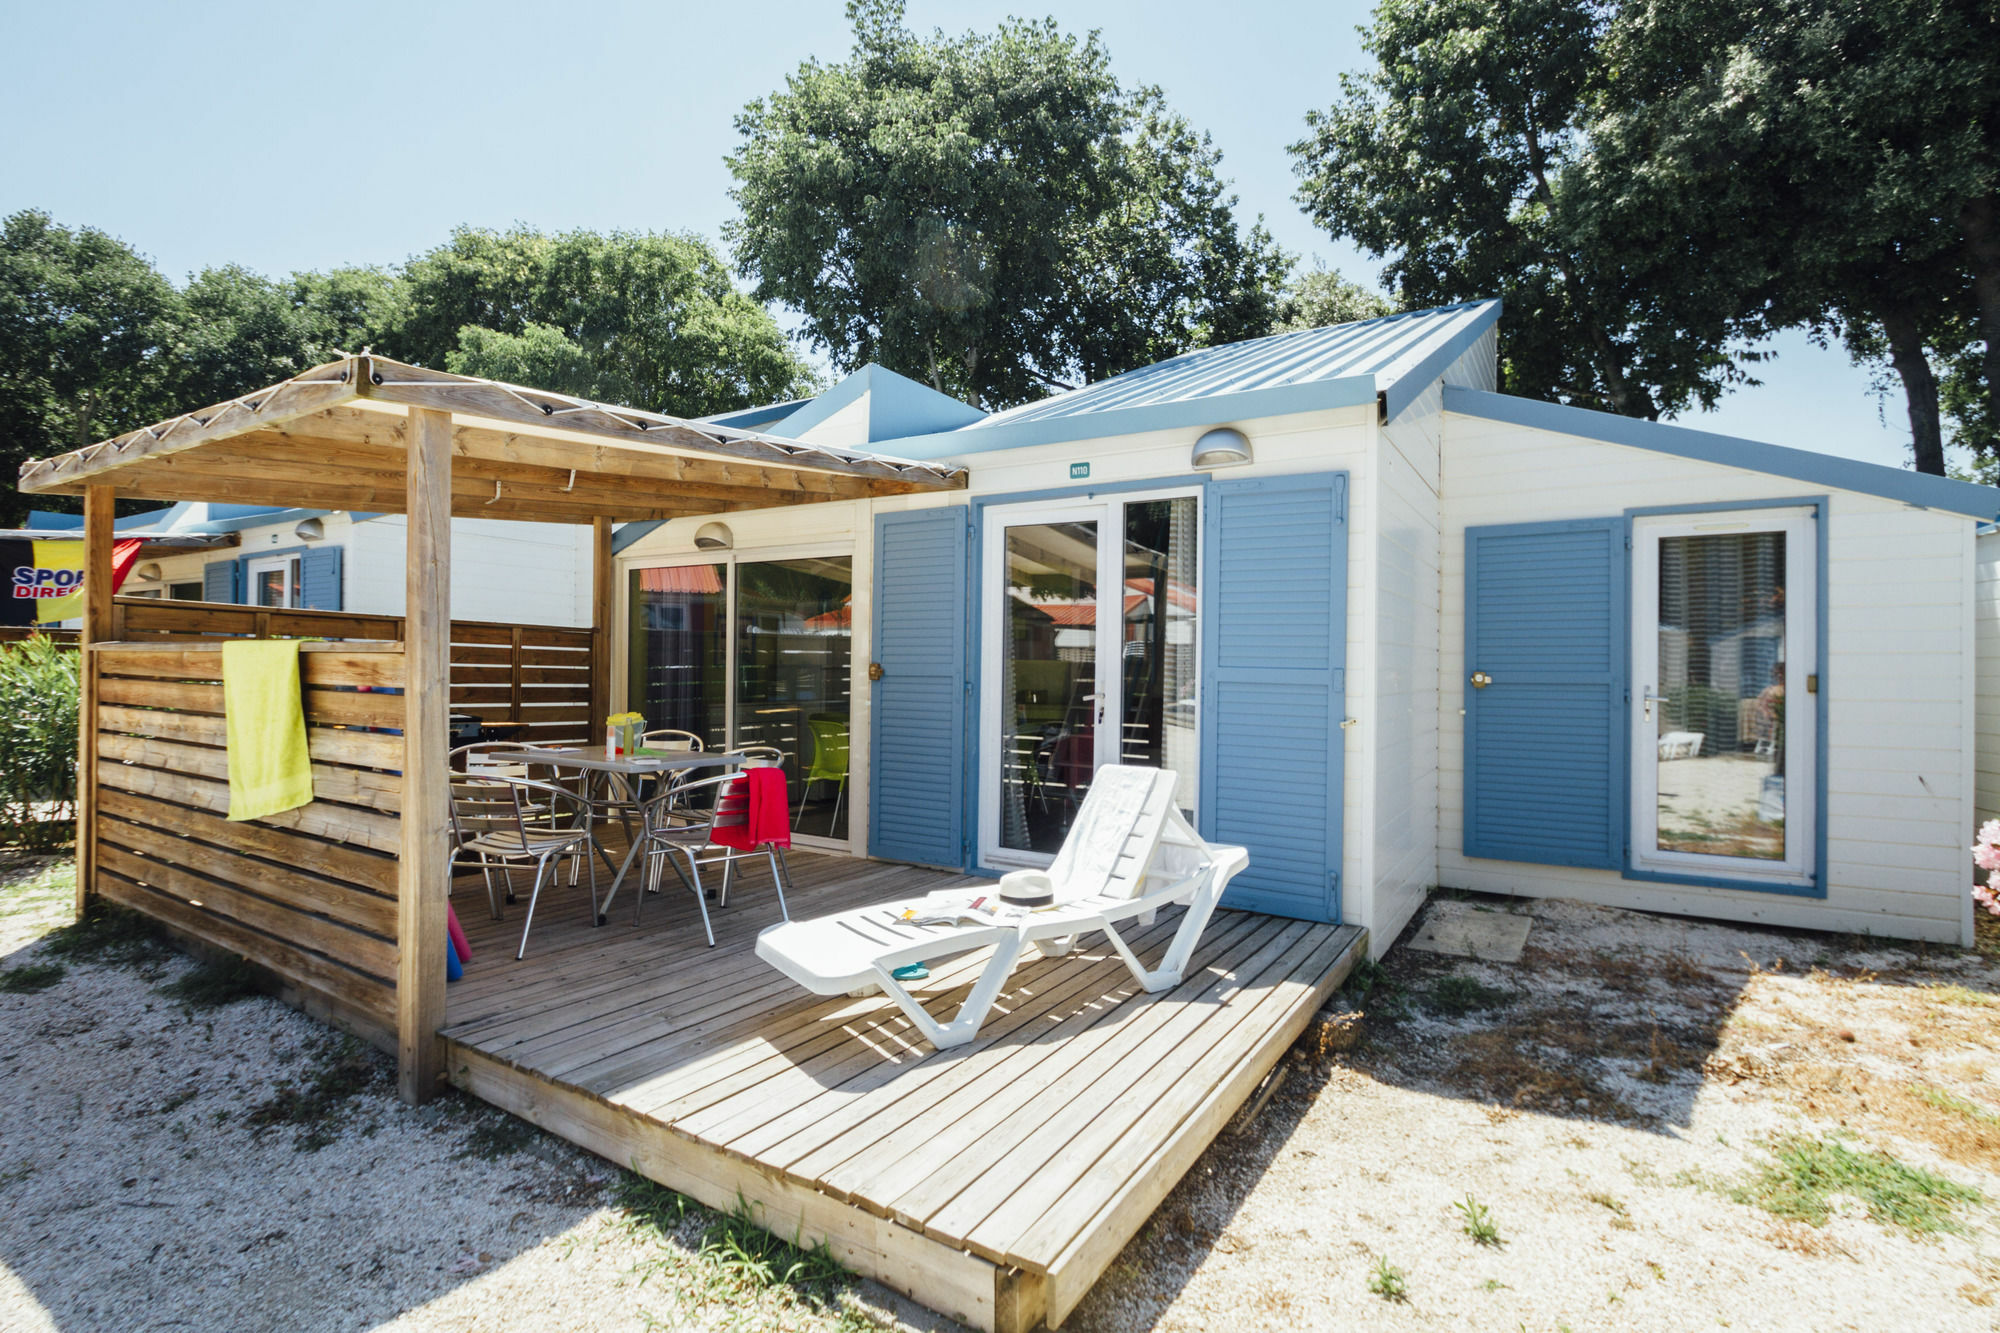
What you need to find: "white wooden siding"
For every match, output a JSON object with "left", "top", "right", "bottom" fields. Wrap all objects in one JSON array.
[
  {"left": 1373, "top": 383, "right": 1444, "bottom": 952},
  {"left": 347, "top": 516, "right": 592, "bottom": 626},
  {"left": 1440, "top": 411, "right": 1976, "bottom": 946},
  {"left": 1975, "top": 530, "right": 2000, "bottom": 838}
]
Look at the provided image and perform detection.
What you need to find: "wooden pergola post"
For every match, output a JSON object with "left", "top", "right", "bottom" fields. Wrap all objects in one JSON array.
[
  {"left": 590, "top": 516, "right": 613, "bottom": 730},
  {"left": 73, "top": 484, "right": 115, "bottom": 918},
  {"left": 397, "top": 408, "right": 452, "bottom": 1103}
]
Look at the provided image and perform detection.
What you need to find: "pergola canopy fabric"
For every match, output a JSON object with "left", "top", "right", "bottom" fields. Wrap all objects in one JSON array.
[{"left": 17, "top": 354, "right": 968, "bottom": 523}]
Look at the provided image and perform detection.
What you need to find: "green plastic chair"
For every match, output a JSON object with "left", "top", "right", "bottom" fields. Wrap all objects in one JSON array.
[{"left": 799, "top": 714, "right": 850, "bottom": 829}]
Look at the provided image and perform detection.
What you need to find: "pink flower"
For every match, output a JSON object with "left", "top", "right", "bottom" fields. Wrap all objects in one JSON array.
[{"left": 1974, "top": 844, "right": 2000, "bottom": 871}]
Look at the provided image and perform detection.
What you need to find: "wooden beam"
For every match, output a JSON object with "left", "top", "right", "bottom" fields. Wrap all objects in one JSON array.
[
  {"left": 74, "top": 485, "right": 114, "bottom": 918},
  {"left": 590, "top": 517, "right": 613, "bottom": 735},
  {"left": 397, "top": 407, "right": 451, "bottom": 1105}
]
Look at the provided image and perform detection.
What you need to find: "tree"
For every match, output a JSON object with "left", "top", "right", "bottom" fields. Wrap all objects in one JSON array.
[
  {"left": 0, "top": 211, "right": 182, "bottom": 525},
  {"left": 727, "top": 0, "right": 1287, "bottom": 409},
  {"left": 1585, "top": 0, "right": 1999, "bottom": 475},
  {"left": 1292, "top": 0, "right": 1764, "bottom": 420},
  {"left": 1275, "top": 262, "right": 1396, "bottom": 332},
  {"left": 387, "top": 226, "right": 816, "bottom": 417}
]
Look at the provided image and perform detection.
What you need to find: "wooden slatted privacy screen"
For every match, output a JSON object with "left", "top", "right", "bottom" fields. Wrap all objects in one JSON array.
[
  {"left": 90, "top": 643, "right": 405, "bottom": 1046},
  {"left": 108, "top": 595, "right": 594, "bottom": 745}
]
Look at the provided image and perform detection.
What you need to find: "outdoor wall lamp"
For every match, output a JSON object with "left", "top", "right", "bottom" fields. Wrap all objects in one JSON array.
[
  {"left": 693, "top": 521, "right": 734, "bottom": 550},
  {"left": 1191, "top": 426, "right": 1252, "bottom": 469},
  {"left": 134, "top": 562, "right": 163, "bottom": 582},
  {"left": 294, "top": 517, "right": 325, "bottom": 541}
]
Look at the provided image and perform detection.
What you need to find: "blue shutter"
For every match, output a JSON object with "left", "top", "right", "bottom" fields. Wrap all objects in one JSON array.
[
  {"left": 299, "top": 546, "right": 343, "bottom": 610},
  {"left": 202, "top": 558, "right": 239, "bottom": 604},
  {"left": 869, "top": 508, "right": 969, "bottom": 867},
  {"left": 1463, "top": 519, "right": 1627, "bottom": 868},
  {"left": 1198, "top": 472, "right": 1347, "bottom": 922}
]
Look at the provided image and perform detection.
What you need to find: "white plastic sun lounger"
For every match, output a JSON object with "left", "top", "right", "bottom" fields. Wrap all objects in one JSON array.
[{"left": 754, "top": 765, "right": 1249, "bottom": 1050}]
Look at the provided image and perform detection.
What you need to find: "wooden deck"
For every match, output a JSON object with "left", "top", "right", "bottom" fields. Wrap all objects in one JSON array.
[{"left": 442, "top": 846, "right": 1365, "bottom": 1332}]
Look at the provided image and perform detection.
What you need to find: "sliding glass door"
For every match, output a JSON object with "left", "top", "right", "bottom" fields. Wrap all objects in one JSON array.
[
  {"left": 979, "top": 490, "right": 1200, "bottom": 867},
  {"left": 1631, "top": 509, "right": 1815, "bottom": 885},
  {"left": 627, "top": 553, "right": 854, "bottom": 845}
]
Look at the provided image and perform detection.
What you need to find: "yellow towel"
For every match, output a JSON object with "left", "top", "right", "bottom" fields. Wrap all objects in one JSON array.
[{"left": 223, "top": 640, "right": 314, "bottom": 821}]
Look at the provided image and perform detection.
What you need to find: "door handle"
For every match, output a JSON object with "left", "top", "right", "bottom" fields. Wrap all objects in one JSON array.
[
  {"left": 1642, "top": 688, "right": 1667, "bottom": 721},
  {"left": 1469, "top": 671, "right": 1491, "bottom": 689},
  {"left": 867, "top": 662, "right": 884, "bottom": 682}
]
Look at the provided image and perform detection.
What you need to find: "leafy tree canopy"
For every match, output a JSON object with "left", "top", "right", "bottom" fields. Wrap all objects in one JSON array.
[
  {"left": 394, "top": 226, "right": 819, "bottom": 414},
  {"left": 1275, "top": 262, "right": 1396, "bottom": 332},
  {"left": 727, "top": 0, "right": 1288, "bottom": 409},
  {"left": 1292, "top": 0, "right": 1764, "bottom": 421}
]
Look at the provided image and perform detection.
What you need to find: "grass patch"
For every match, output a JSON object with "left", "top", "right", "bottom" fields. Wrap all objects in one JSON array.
[
  {"left": 615, "top": 1175, "right": 879, "bottom": 1331},
  {"left": 1915, "top": 1084, "right": 2000, "bottom": 1129},
  {"left": 42, "top": 900, "right": 169, "bottom": 966},
  {"left": 1420, "top": 973, "right": 1515, "bottom": 1017},
  {"left": 1367, "top": 1255, "right": 1408, "bottom": 1301},
  {"left": 1922, "top": 983, "right": 1997, "bottom": 1010},
  {"left": 243, "top": 1035, "right": 387, "bottom": 1152},
  {"left": 0, "top": 960, "right": 65, "bottom": 993},
  {"left": 1729, "top": 1135, "right": 1982, "bottom": 1236},
  {"left": 158, "top": 955, "right": 265, "bottom": 1009},
  {"left": 0, "top": 857, "right": 73, "bottom": 920},
  {"left": 1455, "top": 1193, "right": 1504, "bottom": 1246}
]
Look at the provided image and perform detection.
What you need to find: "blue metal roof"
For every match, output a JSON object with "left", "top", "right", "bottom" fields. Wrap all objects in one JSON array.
[
  {"left": 777, "top": 364, "right": 986, "bottom": 443},
  {"left": 875, "top": 300, "right": 1501, "bottom": 459}
]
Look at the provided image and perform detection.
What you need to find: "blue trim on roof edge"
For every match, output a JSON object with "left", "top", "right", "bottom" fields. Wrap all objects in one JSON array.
[
  {"left": 1382, "top": 301, "right": 1501, "bottom": 421},
  {"left": 1443, "top": 386, "right": 2000, "bottom": 521},
  {"left": 612, "top": 520, "right": 664, "bottom": 555},
  {"left": 882, "top": 375, "right": 1381, "bottom": 461}
]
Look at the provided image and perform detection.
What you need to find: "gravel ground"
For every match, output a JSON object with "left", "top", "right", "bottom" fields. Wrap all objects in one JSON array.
[{"left": 5, "top": 852, "right": 1997, "bottom": 1332}]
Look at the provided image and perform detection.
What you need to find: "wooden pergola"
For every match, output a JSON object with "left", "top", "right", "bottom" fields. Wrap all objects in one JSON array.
[{"left": 17, "top": 354, "right": 966, "bottom": 1102}]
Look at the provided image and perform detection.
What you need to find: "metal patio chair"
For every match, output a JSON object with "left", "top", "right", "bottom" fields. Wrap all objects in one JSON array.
[
  {"left": 449, "top": 774, "right": 599, "bottom": 959},
  {"left": 629, "top": 772, "right": 791, "bottom": 947}
]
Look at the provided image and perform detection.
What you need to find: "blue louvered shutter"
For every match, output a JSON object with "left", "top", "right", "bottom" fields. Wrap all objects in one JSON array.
[
  {"left": 299, "top": 546, "right": 343, "bottom": 610},
  {"left": 869, "top": 508, "right": 969, "bottom": 867},
  {"left": 202, "top": 558, "right": 239, "bottom": 604},
  {"left": 1198, "top": 473, "right": 1347, "bottom": 922},
  {"left": 1463, "top": 519, "right": 1627, "bottom": 868}
]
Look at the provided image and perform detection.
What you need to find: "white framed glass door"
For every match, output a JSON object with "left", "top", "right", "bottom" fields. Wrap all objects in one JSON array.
[
  {"left": 1631, "top": 508, "right": 1816, "bottom": 886},
  {"left": 247, "top": 554, "right": 301, "bottom": 608},
  {"left": 625, "top": 548, "right": 855, "bottom": 848},
  {"left": 978, "top": 489, "right": 1201, "bottom": 868}
]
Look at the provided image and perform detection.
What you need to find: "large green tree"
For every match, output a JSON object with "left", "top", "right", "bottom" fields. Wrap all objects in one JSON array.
[
  {"left": 726, "top": 0, "right": 1288, "bottom": 409},
  {"left": 0, "top": 211, "right": 182, "bottom": 522},
  {"left": 386, "top": 226, "right": 817, "bottom": 416},
  {"left": 1585, "top": 0, "right": 1999, "bottom": 474},
  {"left": 1291, "top": 0, "right": 1764, "bottom": 420}
]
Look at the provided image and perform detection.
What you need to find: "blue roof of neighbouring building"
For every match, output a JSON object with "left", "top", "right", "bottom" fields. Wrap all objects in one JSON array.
[
  {"left": 775, "top": 363, "right": 987, "bottom": 444},
  {"left": 27, "top": 503, "right": 332, "bottom": 536},
  {"left": 696, "top": 398, "right": 817, "bottom": 432},
  {"left": 870, "top": 300, "right": 1502, "bottom": 459}
]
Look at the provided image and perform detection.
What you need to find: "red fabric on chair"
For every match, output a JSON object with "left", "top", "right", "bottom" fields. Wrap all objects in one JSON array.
[{"left": 711, "top": 766, "right": 792, "bottom": 851}]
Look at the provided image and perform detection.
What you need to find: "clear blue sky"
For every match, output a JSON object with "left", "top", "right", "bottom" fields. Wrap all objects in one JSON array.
[{"left": 0, "top": 0, "right": 1922, "bottom": 469}]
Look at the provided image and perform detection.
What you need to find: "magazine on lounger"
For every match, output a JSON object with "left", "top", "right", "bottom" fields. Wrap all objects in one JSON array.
[{"left": 903, "top": 892, "right": 1025, "bottom": 927}]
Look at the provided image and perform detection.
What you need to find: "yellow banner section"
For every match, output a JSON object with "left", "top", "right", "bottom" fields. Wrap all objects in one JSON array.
[{"left": 10, "top": 540, "right": 89, "bottom": 624}]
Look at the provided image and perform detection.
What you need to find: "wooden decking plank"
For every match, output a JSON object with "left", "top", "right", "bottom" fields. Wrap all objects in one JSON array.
[
  {"left": 1034, "top": 925, "right": 1365, "bottom": 1325},
  {"left": 736, "top": 914, "right": 1256, "bottom": 1177},
  {"left": 686, "top": 914, "right": 1198, "bottom": 1154},
  {"left": 965, "top": 925, "right": 1353, "bottom": 1267},
  {"left": 904, "top": 919, "right": 1319, "bottom": 1253}
]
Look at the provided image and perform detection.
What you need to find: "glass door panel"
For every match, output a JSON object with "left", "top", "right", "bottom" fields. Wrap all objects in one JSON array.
[
  {"left": 1000, "top": 519, "right": 1100, "bottom": 854},
  {"left": 627, "top": 563, "right": 727, "bottom": 749},
  {"left": 1119, "top": 497, "right": 1199, "bottom": 819},
  {"left": 1652, "top": 531, "right": 1786, "bottom": 860},
  {"left": 735, "top": 556, "right": 854, "bottom": 841},
  {"left": 1633, "top": 509, "right": 1814, "bottom": 885}
]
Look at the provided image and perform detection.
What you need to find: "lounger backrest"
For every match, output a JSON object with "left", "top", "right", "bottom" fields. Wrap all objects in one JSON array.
[{"left": 1047, "top": 765, "right": 1182, "bottom": 901}]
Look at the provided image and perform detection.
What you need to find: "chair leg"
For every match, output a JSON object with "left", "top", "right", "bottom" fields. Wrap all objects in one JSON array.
[
  {"left": 515, "top": 857, "right": 554, "bottom": 961},
  {"left": 763, "top": 847, "right": 791, "bottom": 922},
  {"left": 635, "top": 842, "right": 665, "bottom": 927},
  {"left": 683, "top": 850, "right": 714, "bottom": 946},
  {"left": 718, "top": 850, "right": 735, "bottom": 908},
  {"left": 479, "top": 859, "right": 503, "bottom": 920},
  {"left": 831, "top": 778, "right": 846, "bottom": 831}
]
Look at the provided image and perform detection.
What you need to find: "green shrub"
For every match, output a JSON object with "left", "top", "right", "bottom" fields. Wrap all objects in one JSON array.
[{"left": 0, "top": 635, "right": 79, "bottom": 849}]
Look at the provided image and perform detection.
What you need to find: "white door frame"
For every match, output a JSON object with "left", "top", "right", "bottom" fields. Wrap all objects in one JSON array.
[
  {"left": 977, "top": 486, "right": 1202, "bottom": 869},
  {"left": 1630, "top": 507, "right": 1816, "bottom": 887},
  {"left": 246, "top": 553, "right": 300, "bottom": 608}
]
